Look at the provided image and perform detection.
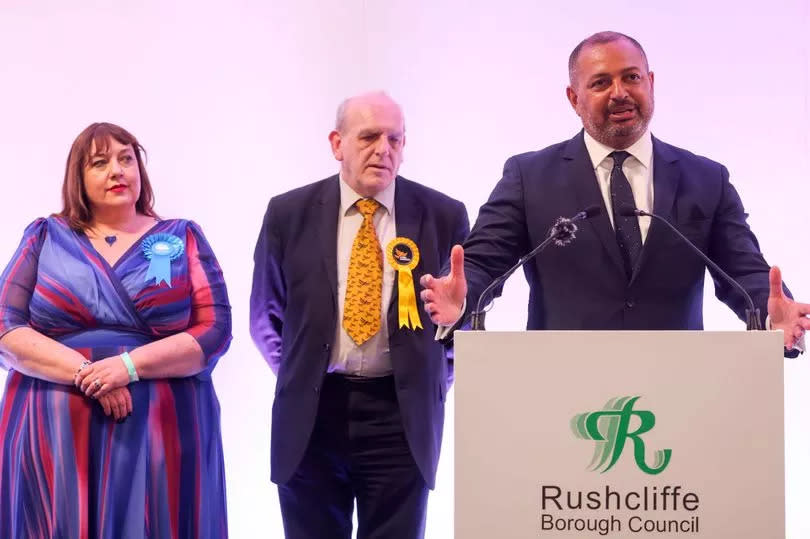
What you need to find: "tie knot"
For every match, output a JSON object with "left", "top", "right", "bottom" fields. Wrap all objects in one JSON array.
[
  {"left": 610, "top": 151, "right": 631, "bottom": 168},
  {"left": 355, "top": 198, "right": 380, "bottom": 218}
]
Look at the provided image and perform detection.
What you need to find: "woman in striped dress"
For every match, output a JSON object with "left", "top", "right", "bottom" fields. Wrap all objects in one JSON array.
[{"left": 0, "top": 122, "right": 231, "bottom": 538}]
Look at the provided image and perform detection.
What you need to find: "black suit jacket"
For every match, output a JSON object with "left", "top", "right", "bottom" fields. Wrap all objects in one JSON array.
[
  {"left": 250, "top": 175, "right": 469, "bottom": 488},
  {"left": 462, "top": 131, "right": 777, "bottom": 330}
]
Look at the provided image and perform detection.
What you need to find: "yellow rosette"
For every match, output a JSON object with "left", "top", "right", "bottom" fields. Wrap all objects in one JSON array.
[{"left": 386, "top": 237, "right": 423, "bottom": 330}]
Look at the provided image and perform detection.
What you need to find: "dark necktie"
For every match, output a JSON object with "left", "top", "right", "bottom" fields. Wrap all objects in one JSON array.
[{"left": 609, "top": 151, "right": 642, "bottom": 278}]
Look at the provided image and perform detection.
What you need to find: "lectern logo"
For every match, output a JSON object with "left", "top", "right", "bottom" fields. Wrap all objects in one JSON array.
[{"left": 571, "top": 396, "right": 672, "bottom": 475}]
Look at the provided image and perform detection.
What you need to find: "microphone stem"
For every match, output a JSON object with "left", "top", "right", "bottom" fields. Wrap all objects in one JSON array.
[
  {"left": 642, "top": 211, "right": 762, "bottom": 330},
  {"left": 471, "top": 229, "right": 562, "bottom": 330},
  {"left": 468, "top": 210, "right": 594, "bottom": 331}
]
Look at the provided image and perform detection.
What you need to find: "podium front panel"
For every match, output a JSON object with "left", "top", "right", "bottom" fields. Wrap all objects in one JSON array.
[{"left": 454, "top": 330, "right": 784, "bottom": 539}]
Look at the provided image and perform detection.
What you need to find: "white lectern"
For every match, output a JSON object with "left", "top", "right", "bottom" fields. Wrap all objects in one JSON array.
[{"left": 455, "top": 331, "right": 784, "bottom": 539}]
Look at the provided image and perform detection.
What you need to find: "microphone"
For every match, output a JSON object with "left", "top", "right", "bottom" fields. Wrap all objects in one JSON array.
[
  {"left": 616, "top": 204, "right": 762, "bottom": 331},
  {"left": 470, "top": 205, "right": 601, "bottom": 330}
]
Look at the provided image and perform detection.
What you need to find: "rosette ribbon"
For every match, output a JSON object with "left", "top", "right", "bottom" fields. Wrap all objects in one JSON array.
[
  {"left": 142, "top": 233, "right": 184, "bottom": 287},
  {"left": 386, "top": 237, "right": 423, "bottom": 330}
]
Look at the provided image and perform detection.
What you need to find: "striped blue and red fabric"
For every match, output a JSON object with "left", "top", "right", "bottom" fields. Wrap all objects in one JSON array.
[{"left": 0, "top": 216, "right": 231, "bottom": 538}]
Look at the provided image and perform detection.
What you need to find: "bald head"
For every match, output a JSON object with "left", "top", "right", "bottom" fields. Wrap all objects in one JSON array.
[
  {"left": 335, "top": 91, "right": 405, "bottom": 133},
  {"left": 329, "top": 91, "right": 406, "bottom": 197}
]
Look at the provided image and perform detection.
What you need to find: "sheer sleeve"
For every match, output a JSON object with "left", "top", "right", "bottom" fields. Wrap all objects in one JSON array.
[
  {"left": 184, "top": 221, "right": 232, "bottom": 375},
  {"left": 0, "top": 218, "right": 48, "bottom": 339}
]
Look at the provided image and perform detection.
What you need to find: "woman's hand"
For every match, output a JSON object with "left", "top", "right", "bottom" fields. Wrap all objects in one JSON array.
[
  {"left": 97, "top": 387, "right": 133, "bottom": 421},
  {"left": 75, "top": 355, "right": 130, "bottom": 398}
]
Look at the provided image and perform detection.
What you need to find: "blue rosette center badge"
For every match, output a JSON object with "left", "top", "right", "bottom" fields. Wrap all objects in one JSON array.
[{"left": 142, "top": 233, "right": 185, "bottom": 287}]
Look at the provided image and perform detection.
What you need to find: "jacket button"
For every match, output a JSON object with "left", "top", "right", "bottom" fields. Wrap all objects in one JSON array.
[
  {"left": 314, "top": 386, "right": 320, "bottom": 393},
  {"left": 625, "top": 300, "right": 635, "bottom": 308},
  {"left": 323, "top": 343, "right": 331, "bottom": 351}
]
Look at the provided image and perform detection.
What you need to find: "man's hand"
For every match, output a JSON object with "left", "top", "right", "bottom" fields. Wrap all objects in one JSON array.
[
  {"left": 419, "top": 245, "right": 467, "bottom": 325},
  {"left": 767, "top": 266, "right": 810, "bottom": 350}
]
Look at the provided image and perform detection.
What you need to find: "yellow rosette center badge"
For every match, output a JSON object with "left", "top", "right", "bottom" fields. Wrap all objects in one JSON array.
[{"left": 386, "top": 237, "right": 423, "bottom": 330}]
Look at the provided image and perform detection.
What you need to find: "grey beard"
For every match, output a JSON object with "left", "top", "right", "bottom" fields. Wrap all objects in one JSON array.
[
  {"left": 607, "top": 123, "right": 643, "bottom": 138},
  {"left": 587, "top": 115, "right": 651, "bottom": 148}
]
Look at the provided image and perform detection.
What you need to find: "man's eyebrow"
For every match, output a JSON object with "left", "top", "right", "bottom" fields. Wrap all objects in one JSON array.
[{"left": 588, "top": 66, "right": 642, "bottom": 80}]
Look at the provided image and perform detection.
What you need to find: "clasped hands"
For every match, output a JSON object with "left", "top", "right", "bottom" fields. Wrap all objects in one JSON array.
[{"left": 73, "top": 356, "right": 132, "bottom": 422}]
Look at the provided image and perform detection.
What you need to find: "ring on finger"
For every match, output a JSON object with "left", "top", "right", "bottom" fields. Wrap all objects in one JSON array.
[{"left": 74, "top": 361, "right": 91, "bottom": 383}]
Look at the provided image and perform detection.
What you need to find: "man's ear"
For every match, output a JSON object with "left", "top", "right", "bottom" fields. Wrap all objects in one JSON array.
[
  {"left": 565, "top": 86, "right": 578, "bottom": 111},
  {"left": 328, "top": 130, "right": 343, "bottom": 160}
]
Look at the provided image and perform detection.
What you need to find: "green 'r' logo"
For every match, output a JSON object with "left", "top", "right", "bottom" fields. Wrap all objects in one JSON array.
[{"left": 571, "top": 396, "right": 672, "bottom": 475}]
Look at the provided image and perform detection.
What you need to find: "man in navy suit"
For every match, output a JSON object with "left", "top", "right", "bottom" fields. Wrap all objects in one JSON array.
[
  {"left": 250, "top": 91, "right": 469, "bottom": 538},
  {"left": 420, "top": 31, "right": 810, "bottom": 351}
]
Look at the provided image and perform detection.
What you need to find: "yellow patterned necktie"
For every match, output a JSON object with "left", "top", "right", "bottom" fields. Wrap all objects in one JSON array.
[{"left": 343, "top": 198, "right": 383, "bottom": 345}]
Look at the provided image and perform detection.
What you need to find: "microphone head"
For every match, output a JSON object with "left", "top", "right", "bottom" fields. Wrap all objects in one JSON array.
[
  {"left": 617, "top": 204, "right": 640, "bottom": 217},
  {"left": 551, "top": 217, "right": 578, "bottom": 246}
]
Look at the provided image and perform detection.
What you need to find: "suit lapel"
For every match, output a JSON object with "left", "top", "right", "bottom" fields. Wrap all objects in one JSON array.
[
  {"left": 565, "top": 132, "right": 626, "bottom": 275},
  {"left": 630, "top": 136, "right": 681, "bottom": 283},
  {"left": 317, "top": 177, "right": 341, "bottom": 304},
  {"left": 387, "top": 178, "right": 424, "bottom": 335}
]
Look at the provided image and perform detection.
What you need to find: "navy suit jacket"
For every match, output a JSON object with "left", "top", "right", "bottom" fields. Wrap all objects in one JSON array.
[
  {"left": 462, "top": 131, "right": 776, "bottom": 330},
  {"left": 250, "top": 175, "right": 469, "bottom": 488}
]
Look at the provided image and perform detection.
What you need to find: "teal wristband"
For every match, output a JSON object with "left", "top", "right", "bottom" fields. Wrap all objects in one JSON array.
[{"left": 120, "top": 351, "right": 139, "bottom": 383}]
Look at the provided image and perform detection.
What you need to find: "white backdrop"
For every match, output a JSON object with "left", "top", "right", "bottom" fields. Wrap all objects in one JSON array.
[{"left": 1, "top": 1, "right": 808, "bottom": 537}]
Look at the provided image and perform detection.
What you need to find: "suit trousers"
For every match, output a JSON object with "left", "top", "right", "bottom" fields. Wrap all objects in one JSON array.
[{"left": 278, "top": 374, "right": 429, "bottom": 539}]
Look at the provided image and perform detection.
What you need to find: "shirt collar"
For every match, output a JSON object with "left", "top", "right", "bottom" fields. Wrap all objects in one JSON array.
[
  {"left": 338, "top": 173, "right": 396, "bottom": 216},
  {"left": 583, "top": 129, "right": 653, "bottom": 170}
]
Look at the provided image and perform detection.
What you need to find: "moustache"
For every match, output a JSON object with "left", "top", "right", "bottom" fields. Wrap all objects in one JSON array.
[
  {"left": 608, "top": 95, "right": 640, "bottom": 107},
  {"left": 607, "top": 100, "right": 637, "bottom": 112}
]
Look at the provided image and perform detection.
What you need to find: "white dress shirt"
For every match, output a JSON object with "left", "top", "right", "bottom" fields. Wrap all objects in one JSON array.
[
  {"left": 583, "top": 129, "right": 654, "bottom": 241},
  {"left": 328, "top": 176, "right": 397, "bottom": 377}
]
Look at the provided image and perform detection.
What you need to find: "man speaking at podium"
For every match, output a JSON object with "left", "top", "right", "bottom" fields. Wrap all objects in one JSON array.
[{"left": 420, "top": 31, "right": 809, "bottom": 354}]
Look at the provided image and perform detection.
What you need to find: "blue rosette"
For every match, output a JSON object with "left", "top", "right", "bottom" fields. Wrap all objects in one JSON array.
[{"left": 142, "top": 233, "right": 185, "bottom": 287}]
